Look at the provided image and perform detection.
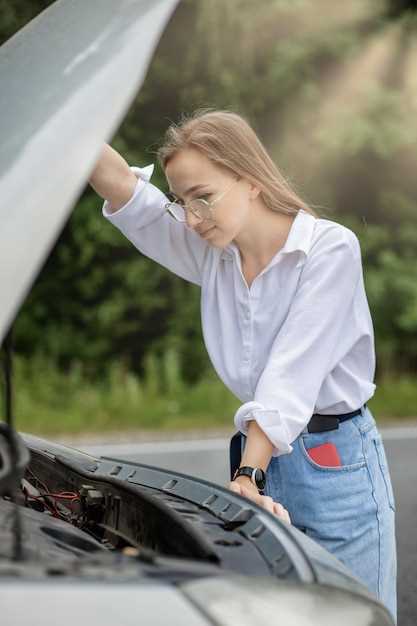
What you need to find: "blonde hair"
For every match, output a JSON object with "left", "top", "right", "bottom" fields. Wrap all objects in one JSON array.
[{"left": 157, "top": 108, "right": 319, "bottom": 218}]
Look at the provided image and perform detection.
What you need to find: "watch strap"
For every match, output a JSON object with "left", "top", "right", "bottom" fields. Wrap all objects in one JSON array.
[
  {"left": 233, "top": 465, "right": 266, "bottom": 491},
  {"left": 233, "top": 466, "right": 253, "bottom": 481}
]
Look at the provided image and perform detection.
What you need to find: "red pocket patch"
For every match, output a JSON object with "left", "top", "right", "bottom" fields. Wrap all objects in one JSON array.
[{"left": 306, "top": 442, "right": 342, "bottom": 467}]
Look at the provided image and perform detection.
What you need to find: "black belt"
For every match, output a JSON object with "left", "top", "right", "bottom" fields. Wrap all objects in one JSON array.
[
  {"left": 307, "top": 404, "right": 366, "bottom": 433},
  {"left": 229, "top": 404, "right": 366, "bottom": 480}
]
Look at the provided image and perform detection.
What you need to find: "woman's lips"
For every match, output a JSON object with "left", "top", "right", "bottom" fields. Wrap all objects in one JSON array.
[{"left": 201, "top": 226, "right": 216, "bottom": 238}]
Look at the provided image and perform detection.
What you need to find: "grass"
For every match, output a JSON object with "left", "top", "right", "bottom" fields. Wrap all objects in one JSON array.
[{"left": 6, "top": 351, "right": 417, "bottom": 436}]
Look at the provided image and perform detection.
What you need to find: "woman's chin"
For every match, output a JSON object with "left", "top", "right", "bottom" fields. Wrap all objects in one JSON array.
[
  {"left": 201, "top": 228, "right": 231, "bottom": 249},
  {"left": 207, "top": 230, "right": 224, "bottom": 248}
]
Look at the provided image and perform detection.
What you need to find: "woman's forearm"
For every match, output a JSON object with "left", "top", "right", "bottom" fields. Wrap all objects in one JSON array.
[
  {"left": 240, "top": 419, "right": 274, "bottom": 471},
  {"left": 230, "top": 420, "right": 292, "bottom": 523}
]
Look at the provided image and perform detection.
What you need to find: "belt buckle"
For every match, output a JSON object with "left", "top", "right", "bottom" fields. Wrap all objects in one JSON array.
[{"left": 308, "top": 416, "right": 339, "bottom": 434}]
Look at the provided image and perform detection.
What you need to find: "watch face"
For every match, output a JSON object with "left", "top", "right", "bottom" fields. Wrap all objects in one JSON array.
[{"left": 255, "top": 468, "right": 266, "bottom": 490}]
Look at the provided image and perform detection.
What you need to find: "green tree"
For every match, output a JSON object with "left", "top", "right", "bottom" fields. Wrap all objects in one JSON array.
[{"left": 2, "top": 0, "right": 416, "bottom": 382}]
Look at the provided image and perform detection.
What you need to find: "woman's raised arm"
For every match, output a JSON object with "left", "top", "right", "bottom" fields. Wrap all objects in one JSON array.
[
  {"left": 88, "top": 143, "right": 138, "bottom": 212},
  {"left": 88, "top": 144, "right": 210, "bottom": 287}
]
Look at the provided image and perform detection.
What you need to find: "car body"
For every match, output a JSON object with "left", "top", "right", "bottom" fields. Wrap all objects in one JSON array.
[{"left": 0, "top": 432, "right": 394, "bottom": 625}]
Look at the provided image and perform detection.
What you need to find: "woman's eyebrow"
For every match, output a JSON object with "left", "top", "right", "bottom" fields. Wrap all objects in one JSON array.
[{"left": 169, "top": 183, "right": 210, "bottom": 199}]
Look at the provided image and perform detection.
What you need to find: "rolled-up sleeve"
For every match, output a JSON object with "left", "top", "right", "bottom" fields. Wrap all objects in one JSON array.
[
  {"left": 102, "top": 164, "right": 210, "bottom": 286},
  {"left": 234, "top": 227, "right": 362, "bottom": 457}
]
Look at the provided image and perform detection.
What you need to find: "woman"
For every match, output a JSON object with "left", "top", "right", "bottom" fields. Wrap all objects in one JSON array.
[{"left": 89, "top": 108, "right": 397, "bottom": 622}]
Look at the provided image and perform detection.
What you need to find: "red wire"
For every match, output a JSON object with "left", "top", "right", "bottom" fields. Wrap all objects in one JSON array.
[
  {"left": 23, "top": 472, "right": 81, "bottom": 518},
  {"left": 40, "top": 493, "right": 80, "bottom": 500}
]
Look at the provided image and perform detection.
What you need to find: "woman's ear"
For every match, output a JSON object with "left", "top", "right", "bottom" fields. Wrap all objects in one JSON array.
[
  {"left": 240, "top": 176, "right": 261, "bottom": 201},
  {"left": 248, "top": 181, "right": 262, "bottom": 201}
]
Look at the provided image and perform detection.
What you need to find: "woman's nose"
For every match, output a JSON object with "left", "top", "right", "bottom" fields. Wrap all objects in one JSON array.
[{"left": 186, "top": 210, "right": 203, "bottom": 230}]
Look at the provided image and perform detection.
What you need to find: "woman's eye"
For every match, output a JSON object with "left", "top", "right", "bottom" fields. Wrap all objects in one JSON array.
[{"left": 167, "top": 193, "right": 183, "bottom": 205}]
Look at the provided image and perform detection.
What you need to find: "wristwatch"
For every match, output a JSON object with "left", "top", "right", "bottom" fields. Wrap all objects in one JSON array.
[{"left": 233, "top": 465, "right": 266, "bottom": 492}]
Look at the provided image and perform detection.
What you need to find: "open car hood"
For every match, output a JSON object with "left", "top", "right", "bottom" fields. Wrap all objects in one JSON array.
[{"left": 0, "top": 0, "right": 179, "bottom": 344}]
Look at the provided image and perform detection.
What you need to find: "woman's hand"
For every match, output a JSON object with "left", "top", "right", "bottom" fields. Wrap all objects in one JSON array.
[{"left": 228, "top": 479, "right": 291, "bottom": 525}]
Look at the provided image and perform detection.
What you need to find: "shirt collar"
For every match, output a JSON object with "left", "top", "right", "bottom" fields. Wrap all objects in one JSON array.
[{"left": 220, "top": 209, "right": 316, "bottom": 266}]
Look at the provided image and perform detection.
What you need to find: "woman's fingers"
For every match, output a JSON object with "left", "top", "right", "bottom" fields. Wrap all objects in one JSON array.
[
  {"left": 228, "top": 482, "right": 291, "bottom": 524},
  {"left": 228, "top": 481, "right": 243, "bottom": 495},
  {"left": 227, "top": 481, "right": 291, "bottom": 523},
  {"left": 273, "top": 501, "right": 291, "bottom": 524},
  {"left": 256, "top": 493, "right": 275, "bottom": 514}
]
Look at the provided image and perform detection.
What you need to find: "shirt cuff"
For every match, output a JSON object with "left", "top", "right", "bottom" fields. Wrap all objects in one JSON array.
[
  {"left": 102, "top": 163, "right": 155, "bottom": 218},
  {"left": 233, "top": 401, "right": 293, "bottom": 457}
]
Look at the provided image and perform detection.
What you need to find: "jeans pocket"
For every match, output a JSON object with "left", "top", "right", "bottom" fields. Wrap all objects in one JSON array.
[
  {"left": 299, "top": 420, "right": 367, "bottom": 472},
  {"left": 373, "top": 436, "right": 396, "bottom": 512}
]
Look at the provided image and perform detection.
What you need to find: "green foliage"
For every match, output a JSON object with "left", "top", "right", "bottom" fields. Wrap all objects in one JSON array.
[
  {"left": 10, "top": 352, "right": 417, "bottom": 436},
  {"left": 339, "top": 215, "right": 417, "bottom": 374},
  {"left": 12, "top": 351, "right": 240, "bottom": 435},
  {"left": 315, "top": 83, "right": 417, "bottom": 158}
]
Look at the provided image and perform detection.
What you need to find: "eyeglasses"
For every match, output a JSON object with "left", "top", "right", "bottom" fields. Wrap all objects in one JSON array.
[{"left": 164, "top": 176, "right": 241, "bottom": 223}]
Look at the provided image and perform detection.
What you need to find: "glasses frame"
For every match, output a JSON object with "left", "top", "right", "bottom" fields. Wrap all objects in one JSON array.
[{"left": 164, "top": 176, "right": 241, "bottom": 223}]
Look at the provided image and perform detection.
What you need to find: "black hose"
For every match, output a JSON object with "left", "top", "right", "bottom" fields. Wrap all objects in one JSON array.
[{"left": 2, "top": 327, "right": 24, "bottom": 561}]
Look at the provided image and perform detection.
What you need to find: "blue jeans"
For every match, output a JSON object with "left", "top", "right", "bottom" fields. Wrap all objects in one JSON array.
[{"left": 241, "top": 404, "right": 397, "bottom": 623}]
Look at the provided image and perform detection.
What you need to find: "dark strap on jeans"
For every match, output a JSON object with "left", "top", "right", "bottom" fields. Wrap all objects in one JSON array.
[
  {"left": 307, "top": 404, "right": 366, "bottom": 433},
  {"left": 229, "top": 431, "right": 243, "bottom": 481}
]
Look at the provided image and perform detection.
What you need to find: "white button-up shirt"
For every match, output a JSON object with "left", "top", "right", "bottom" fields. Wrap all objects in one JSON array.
[{"left": 102, "top": 164, "right": 376, "bottom": 457}]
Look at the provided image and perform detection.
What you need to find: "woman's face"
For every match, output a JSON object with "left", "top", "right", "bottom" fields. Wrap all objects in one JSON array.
[{"left": 164, "top": 147, "right": 256, "bottom": 248}]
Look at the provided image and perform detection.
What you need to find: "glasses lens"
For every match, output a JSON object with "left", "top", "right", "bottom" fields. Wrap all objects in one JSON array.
[{"left": 188, "top": 199, "right": 210, "bottom": 220}]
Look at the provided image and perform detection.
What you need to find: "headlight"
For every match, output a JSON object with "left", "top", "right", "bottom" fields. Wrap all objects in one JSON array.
[{"left": 180, "top": 576, "right": 394, "bottom": 626}]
